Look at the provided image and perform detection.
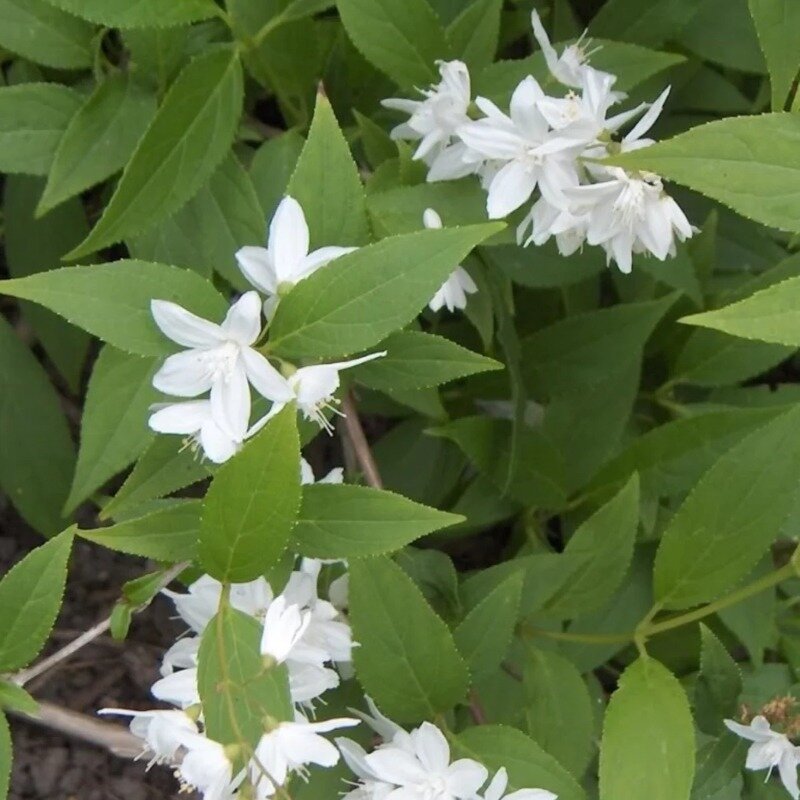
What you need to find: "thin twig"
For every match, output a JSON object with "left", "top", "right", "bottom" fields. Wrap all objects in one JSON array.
[
  {"left": 468, "top": 689, "right": 487, "bottom": 725},
  {"left": 341, "top": 391, "right": 383, "bottom": 489},
  {"left": 9, "top": 701, "right": 144, "bottom": 759},
  {"left": 12, "top": 559, "right": 190, "bottom": 689}
]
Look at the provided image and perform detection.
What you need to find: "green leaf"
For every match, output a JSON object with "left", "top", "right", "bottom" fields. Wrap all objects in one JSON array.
[
  {"left": 66, "top": 346, "right": 157, "bottom": 513},
  {"left": 101, "top": 436, "right": 209, "bottom": 522},
  {"left": 68, "top": 47, "right": 244, "bottom": 258},
  {"left": 336, "top": 0, "right": 451, "bottom": 87},
  {"left": 682, "top": 276, "right": 800, "bottom": 346},
  {"left": 0, "top": 260, "right": 228, "bottom": 357},
  {"left": 748, "top": 0, "right": 800, "bottom": 109},
  {"left": 0, "top": 83, "right": 82, "bottom": 175},
  {"left": 454, "top": 571, "right": 522, "bottom": 681},
  {"left": 691, "top": 735, "right": 747, "bottom": 800},
  {"left": 694, "top": 624, "right": 742, "bottom": 735},
  {"left": 198, "top": 606, "right": 292, "bottom": 762},
  {"left": 0, "top": 0, "right": 94, "bottom": 68},
  {"left": 129, "top": 152, "right": 264, "bottom": 287},
  {"left": 600, "top": 658, "right": 695, "bottom": 800},
  {"left": 39, "top": 73, "right": 156, "bottom": 214},
  {"left": 605, "top": 114, "right": 800, "bottom": 233},
  {"left": 3, "top": 175, "right": 90, "bottom": 392},
  {"left": 286, "top": 93, "right": 369, "bottom": 249},
  {"left": 0, "top": 682, "right": 38, "bottom": 714},
  {"left": 453, "top": 725, "right": 586, "bottom": 800},
  {"left": 544, "top": 474, "right": 640, "bottom": 617},
  {"left": 0, "top": 712, "right": 9, "bottom": 800},
  {"left": 353, "top": 330, "right": 501, "bottom": 391},
  {"left": 79, "top": 500, "right": 200, "bottom": 561},
  {"left": 123, "top": 26, "right": 188, "bottom": 93},
  {"left": 349, "top": 555, "right": 469, "bottom": 722},
  {"left": 199, "top": 406, "right": 301, "bottom": 583},
  {"left": 0, "top": 529, "right": 73, "bottom": 671},
  {"left": 249, "top": 131, "right": 305, "bottom": 220},
  {"left": 653, "top": 404, "right": 800, "bottom": 609},
  {"left": 0, "top": 316, "right": 74, "bottom": 535},
  {"left": 446, "top": 0, "right": 502, "bottom": 71},
  {"left": 522, "top": 295, "right": 674, "bottom": 491},
  {"left": 672, "top": 328, "right": 793, "bottom": 387},
  {"left": 290, "top": 484, "right": 462, "bottom": 558},
  {"left": 431, "top": 416, "right": 567, "bottom": 509},
  {"left": 46, "top": 0, "right": 220, "bottom": 27},
  {"left": 523, "top": 648, "right": 595, "bottom": 778},
  {"left": 269, "top": 223, "right": 503, "bottom": 358},
  {"left": 589, "top": 0, "right": 704, "bottom": 47}
]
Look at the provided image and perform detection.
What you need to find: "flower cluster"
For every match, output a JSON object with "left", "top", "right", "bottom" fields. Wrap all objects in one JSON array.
[
  {"left": 382, "top": 11, "right": 694, "bottom": 274},
  {"left": 102, "top": 537, "right": 359, "bottom": 799},
  {"left": 337, "top": 698, "right": 556, "bottom": 800},
  {"left": 725, "top": 715, "right": 800, "bottom": 799}
]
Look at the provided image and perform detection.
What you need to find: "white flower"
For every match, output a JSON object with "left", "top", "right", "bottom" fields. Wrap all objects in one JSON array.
[
  {"left": 261, "top": 596, "right": 312, "bottom": 663},
  {"left": 175, "top": 732, "right": 242, "bottom": 800},
  {"left": 97, "top": 708, "right": 198, "bottom": 767},
  {"left": 250, "top": 715, "right": 360, "bottom": 798},
  {"left": 725, "top": 716, "right": 800, "bottom": 800},
  {"left": 300, "top": 457, "right": 344, "bottom": 485},
  {"left": 236, "top": 196, "right": 356, "bottom": 315},
  {"left": 149, "top": 399, "right": 243, "bottom": 464},
  {"left": 383, "top": 60, "right": 475, "bottom": 182},
  {"left": 530, "top": 9, "right": 603, "bottom": 90},
  {"left": 337, "top": 738, "right": 395, "bottom": 800},
  {"left": 365, "top": 721, "right": 488, "bottom": 800},
  {"left": 150, "top": 291, "right": 291, "bottom": 440},
  {"left": 163, "top": 575, "right": 274, "bottom": 634},
  {"left": 160, "top": 636, "right": 200, "bottom": 676},
  {"left": 458, "top": 77, "right": 581, "bottom": 218},
  {"left": 351, "top": 696, "right": 411, "bottom": 748},
  {"left": 254, "top": 353, "right": 386, "bottom": 434},
  {"left": 423, "top": 208, "right": 478, "bottom": 313},
  {"left": 481, "top": 767, "right": 558, "bottom": 800}
]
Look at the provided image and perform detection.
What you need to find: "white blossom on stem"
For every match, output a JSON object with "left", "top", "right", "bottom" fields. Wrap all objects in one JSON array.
[
  {"left": 423, "top": 208, "right": 478, "bottom": 313},
  {"left": 725, "top": 716, "right": 800, "bottom": 799},
  {"left": 250, "top": 715, "right": 360, "bottom": 798},
  {"left": 236, "top": 196, "right": 356, "bottom": 317},
  {"left": 175, "top": 733, "right": 242, "bottom": 800},
  {"left": 149, "top": 291, "right": 290, "bottom": 441},
  {"left": 260, "top": 596, "right": 312, "bottom": 664},
  {"left": 382, "top": 60, "right": 475, "bottom": 182}
]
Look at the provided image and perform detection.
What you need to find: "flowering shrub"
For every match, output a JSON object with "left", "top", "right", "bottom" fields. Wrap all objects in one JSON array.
[{"left": 1, "top": 1, "right": 800, "bottom": 800}]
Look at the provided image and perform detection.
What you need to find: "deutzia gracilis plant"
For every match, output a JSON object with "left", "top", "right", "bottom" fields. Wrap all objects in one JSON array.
[{"left": 1, "top": 2, "right": 800, "bottom": 800}]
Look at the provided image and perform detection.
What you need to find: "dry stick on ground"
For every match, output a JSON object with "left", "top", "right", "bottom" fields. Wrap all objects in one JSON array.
[
  {"left": 7, "top": 559, "right": 191, "bottom": 758},
  {"left": 340, "top": 390, "right": 488, "bottom": 726}
]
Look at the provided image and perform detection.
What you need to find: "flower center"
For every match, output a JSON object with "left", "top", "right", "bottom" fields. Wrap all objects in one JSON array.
[{"left": 203, "top": 341, "right": 240, "bottom": 383}]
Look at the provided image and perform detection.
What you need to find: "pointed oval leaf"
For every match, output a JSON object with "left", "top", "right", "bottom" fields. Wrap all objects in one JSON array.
[
  {"left": 600, "top": 658, "right": 694, "bottom": 800},
  {"left": 68, "top": 47, "right": 244, "bottom": 258},
  {"left": 39, "top": 73, "right": 157, "bottom": 215},
  {"left": 269, "top": 223, "right": 503, "bottom": 359},
  {"left": 46, "top": 0, "right": 220, "bottom": 27},
  {"left": 653, "top": 403, "right": 800, "bottom": 609},
  {"left": 290, "top": 484, "right": 463, "bottom": 559},
  {"left": 199, "top": 406, "right": 301, "bottom": 583},
  {"left": 0, "top": 260, "right": 228, "bottom": 356},
  {"left": 0, "top": 529, "right": 74, "bottom": 672},
  {"left": 0, "top": 84, "right": 82, "bottom": 176},
  {"left": 349, "top": 555, "right": 469, "bottom": 722},
  {"left": 748, "top": 0, "right": 800, "bottom": 109}
]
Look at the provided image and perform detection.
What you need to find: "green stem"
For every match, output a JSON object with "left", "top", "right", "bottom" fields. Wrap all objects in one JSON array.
[{"left": 644, "top": 562, "right": 796, "bottom": 637}]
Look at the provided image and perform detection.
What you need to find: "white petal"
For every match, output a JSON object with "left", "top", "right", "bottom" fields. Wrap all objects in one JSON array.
[
  {"left": 423, "top": 208, "right": 442, "bottom": 229},
  {"left": 625, "top": 86, "right": 671, "bottom": 143},
  {"left": 426, "top": 142, "right": 477, "bottom": 182},
  {"left": 151, "top": 300, "right": 223, "bottom": 348},
  {"left": 486, "top": 161, "right": 536, "bottom": 218},
  {"left": 725, "top": 718, "right": 771, "bottom": 743},
  {"left": 200, "top": 417, "right": 239, "bottom": 463},
  {"left": 445, "top": 758, "right": 489, "bottom": 796},
  {"left": 153, "top": 350, "right": 212, "bottom": 397},
  {"left": 305, "top": 717, "right": 360, "bottom": 734},
  {"left": 269, "top": 196, "right": 310, "bottom": 283},
  {"left": 149, "top": 400, "right": 209, "bottom": 435},
  {"left": 458, "top": 120, "right": 523, "bottom": 160},
  {"left": 366, "top": 748, "right": 428, "bottom": 785},
  {"left": 295, "top": 246, "right": 357, "bottom": 283},
  {"left": 412, "top": 722, "right": 450, "bottom": 771},
  {"left": 236, "top": 246, "right": 278, "bottom": 295},
  {"left": 779, "top": 751, "right": 800, "bottom": 800},
  {"left": 220, "top": 291, "right": 263, "bottom": 345},
  {"left": 324, "top": 352, "right": 387, "bottom": 373},
  {"left": 242, "top": 348, "right": 294, "bottom": 402},
  {"left": 505, "top": 791, "right": 558, "bottom": 800},
  {"left": 484, "top": 768, "right": 508, "bottom": 800},
  {"left": 210, "top": 363, "right": 250, "bottom": 440}
]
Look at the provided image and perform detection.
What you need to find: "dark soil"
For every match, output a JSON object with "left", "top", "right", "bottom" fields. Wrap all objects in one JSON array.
[{"left": 2, "top": 499, "right": 188, "bottom": 800}]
